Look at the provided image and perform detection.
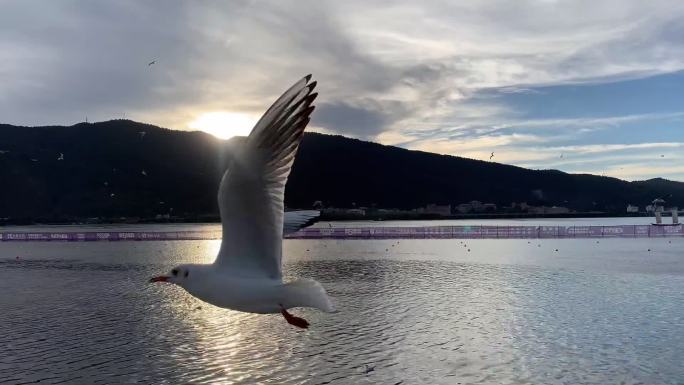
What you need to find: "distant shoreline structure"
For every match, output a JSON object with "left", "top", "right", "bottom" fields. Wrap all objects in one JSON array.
[
  {"left": 0, "top": 211, "right": 659, "bottom": 226},
  {"left": 1, "top": 224, "right": 682, "bottom": 242},
  {"left": 290, "top": 224, "right": 684, "bottom": 239},
  {"left": 2, "top": 120, "right": 683, "bottom": 222}
]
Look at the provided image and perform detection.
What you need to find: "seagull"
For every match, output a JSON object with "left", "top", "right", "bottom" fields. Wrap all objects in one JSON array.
[
  {"left": 139, "top": 131, "right": 146, "bottom": 139},
  {"left": 150, "top": 75, "right": 333, "bottom": 328},
  {"left": 148, "top": 59, "right": 156, "bottom": 66},
  {"left": 141, "top": 170, "right": 147, "bottom": 176},
  {"left": 57, "top": 153, "right": 64, "bottom": 161},
  {"left": 490, "top": 152, "right": 494, "bottom": 160}
]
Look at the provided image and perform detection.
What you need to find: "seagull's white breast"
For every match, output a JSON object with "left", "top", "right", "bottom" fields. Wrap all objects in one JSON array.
[{"left": 184, "top": 274, "right": 286, "bottom": 314}]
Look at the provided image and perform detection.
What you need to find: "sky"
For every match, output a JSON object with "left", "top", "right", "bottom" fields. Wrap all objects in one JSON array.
[{"left": 1, "top": 0, "right": 683, "bottom": 181}]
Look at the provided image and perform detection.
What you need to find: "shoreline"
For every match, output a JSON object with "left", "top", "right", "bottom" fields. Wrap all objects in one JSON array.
[
  {"left": 2, "top": 222, "right": 682, "bottom": 241},
  {"left": 0, "top": 212, "right": 662, "bottom": 226}
]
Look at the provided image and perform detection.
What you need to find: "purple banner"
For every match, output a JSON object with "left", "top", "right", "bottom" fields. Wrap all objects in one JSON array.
[
  {"left": 1, "top": 225, "right": 683, "bottom": 242},
  {"left": 0, "top": 231, "right": 222, "bottom": 242}
]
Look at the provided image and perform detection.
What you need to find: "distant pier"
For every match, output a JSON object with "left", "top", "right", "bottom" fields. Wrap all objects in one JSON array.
[
  {"left": 287, "top": 224, "right": 684, "bottom": 239},
  {"left": 0, "top": 224, "right": 683, "bottom": 242}
]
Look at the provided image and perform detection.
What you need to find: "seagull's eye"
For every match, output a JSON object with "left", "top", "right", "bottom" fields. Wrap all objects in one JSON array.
[
  {"left": 184, "top": 270, "right": 189, "bottom": 278},
  {"left": 171, "top": 269, "right": 178, "bottom": 276}
]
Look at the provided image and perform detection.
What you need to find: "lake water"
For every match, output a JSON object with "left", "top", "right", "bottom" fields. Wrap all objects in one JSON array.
[{"left": 1, "top": 219, "right": 683, "bottom": 384}]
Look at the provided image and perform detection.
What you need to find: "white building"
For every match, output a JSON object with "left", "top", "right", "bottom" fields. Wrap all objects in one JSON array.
[
  {"left": 424, "top": 204, "right": 452, "bottom": 216},
  {"left": 346, "top": 208, "right": 366, "bottom": 216},
  {"left": 456, "top": 204, "right": 472, "bottom": 213},
  {"left": 469, "top": 200, "right": 484, "bottom": 212},
  {"left": 482, "top": 203, "right": 497, "bottom": 212},
  {"left": 546, "top": 206, "right": 570, "bottom": 214}
]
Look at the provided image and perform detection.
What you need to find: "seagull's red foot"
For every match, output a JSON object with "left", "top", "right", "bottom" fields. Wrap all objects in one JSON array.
[{"left": 281, "top": 308, "right": 309, "bottom": 329}]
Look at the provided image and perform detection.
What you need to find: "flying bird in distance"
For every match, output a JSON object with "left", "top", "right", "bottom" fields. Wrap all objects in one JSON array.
[
  {"left": 148, "top": 59, "right": 156, "bottom": 66},
  {"left": 490, "top": 152, "right": 494, "bottom": 160},
  {"left": 150, "top": 75, "right": 333, "bottom": 328},
  {"left": 57, "top": 153, "right": 64, "bottom": 161}
]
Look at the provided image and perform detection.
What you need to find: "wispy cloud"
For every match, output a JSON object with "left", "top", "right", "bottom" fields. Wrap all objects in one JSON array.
[{"left": 1, "top": 0, "right": 683, "bottom": 180}]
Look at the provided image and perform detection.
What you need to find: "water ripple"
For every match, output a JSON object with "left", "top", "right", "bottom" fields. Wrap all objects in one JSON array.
[{"left": 1, "top": 239, "right": 684, "bottom": 384}]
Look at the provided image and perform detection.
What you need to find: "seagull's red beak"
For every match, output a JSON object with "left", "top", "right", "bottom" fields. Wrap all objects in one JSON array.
[{"left": 149, "top": 276, "right": 169, "bottom": 283}]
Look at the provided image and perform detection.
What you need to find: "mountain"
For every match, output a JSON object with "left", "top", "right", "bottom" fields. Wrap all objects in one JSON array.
[
  {"left": 289, "top": 134, "right": 683, "bottom": 212},
  {"left": 0, "top": 120, "right": 682, "bottom": 222}
]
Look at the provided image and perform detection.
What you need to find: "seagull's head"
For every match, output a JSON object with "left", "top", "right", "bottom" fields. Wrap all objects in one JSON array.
[{"left": 149, "top": 264, "right": 195, "bottom": 287}]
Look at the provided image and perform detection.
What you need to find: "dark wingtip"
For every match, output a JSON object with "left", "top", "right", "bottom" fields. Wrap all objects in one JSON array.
[
  {"left": 308, "top": 92, "right": 319, "bottom": 104},
  {"left": 304, "top": 74, "right": 313, "bottom": 82},
  {"left": 307, "top": 80, "right": 317, "bottom": 91}
]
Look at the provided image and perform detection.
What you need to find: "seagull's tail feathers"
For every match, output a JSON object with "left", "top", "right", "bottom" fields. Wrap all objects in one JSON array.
[{"left": 283, "top": 278, "right": 335, "bottom": 313}]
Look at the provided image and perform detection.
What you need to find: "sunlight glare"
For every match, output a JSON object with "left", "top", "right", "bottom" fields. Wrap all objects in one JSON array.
[{"left": 189, "top": 111, "right": 259, "bottom": 139}]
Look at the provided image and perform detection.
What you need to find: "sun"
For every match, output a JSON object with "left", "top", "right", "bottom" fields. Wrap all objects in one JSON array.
[{"left": 189, "top": 111, "right": 259, "bottom": 140}]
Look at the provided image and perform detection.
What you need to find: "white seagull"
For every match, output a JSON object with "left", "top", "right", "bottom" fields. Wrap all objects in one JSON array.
[{"left": 150, "top": 75, "right": 333, "bottom": 328}]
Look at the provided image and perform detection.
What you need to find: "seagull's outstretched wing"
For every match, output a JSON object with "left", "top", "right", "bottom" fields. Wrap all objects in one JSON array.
[
  {"left": 214, "top": 75, "right": 317, "bottom": 279},
  {"left": 283, "top": 210, "right": 320, "bottom": 236}
]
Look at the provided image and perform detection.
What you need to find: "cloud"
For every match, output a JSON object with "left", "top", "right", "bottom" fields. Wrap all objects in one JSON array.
[
  {"left": 602, "top": 165, "right": 684, "bottom": 181},
  {"left": 516, "top": 142, "right": 684, "bottom": 181},
  {"left": 1, "top": 0, "right": 684, "bottom": 180},
  {"left": 314, "top": 102, "right": 390, "bottom": 138}
]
